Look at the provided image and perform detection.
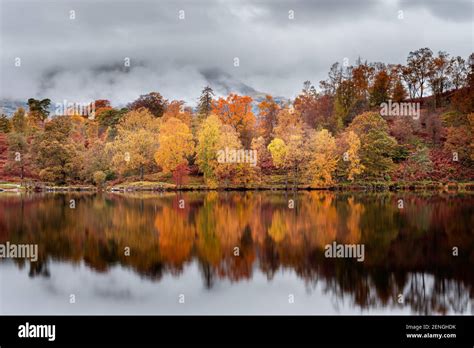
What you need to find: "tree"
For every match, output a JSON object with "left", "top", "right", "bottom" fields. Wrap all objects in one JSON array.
[
  {"left": 5, "top": 132, "right": 30, "bottom": 179},
  {"left": 154, "top": 117, "right": 194, "bottom": 185},
  {"left": 267, "top": 138, "right": 288, "bottom": 169},
  {"left": 11, "top": 108, "right": 27, "bottom": 133},
  {"left": 162, "top": 100, "right": 192, "bottom": 127},
  {"left": 213, "top": 124, "right": 244, "bottom": 186},
  {"left": 343, "top": 131, "right": 364, "bottom": 181},
  {"left": 31, "top": 116, "right": 82, "bottom": 184},
  {"left": 447, "top": 56, "right": 468, "bottom": 90},
  {"left": 0, "top": 114, "right": 10, "bottom": 133},
  {"left": 391, "top": 79, "right": 407, "bottom": 103},
  {"left": 251, "top": 136, "right": 272, "bottom": 174},
  {"left": 444, "top": 126, "right": 472, "bottom": 166},
  {"left": 196, "top": 115, "right": 222, "bottom": 187},
  {"left": 404, "top": 48, "right": 433, "bottom": 98},
  {"left": 96, "top": 107, "right": 128, "bottom": 139},
  {"left": 197, "top": 86, "right": 214, "bottom": 121},
  {"left": 92, "top": 99, "right": 112, "bottom": 120},
  {"left": 294, "top": 81, "right": 318, "bottom": 128},
  {"left": 351, "top": 60, "right": 373, "bottom": 101},
  {"left": 319, "top": 62, "right": 343, "bottom": 96},
  {"left": 369, "top": 69, "right": 390, "bottom": 107},
  {"left": 428, "top": 51, "right": 450, "bottom": 106},
  {"left": 106, "top": 108, "right": 161, "bottom": 180},
  {"left": 349, "top": 112, "right": 397, "bottom": 178},
  {"left": 257, "top": 95, "right": 280, "bottom": 144},
  {"left": 128, "top": 92, "right": 167, "bottom": 118},
  {"left": 307, "top": 129, "right": 338, "bottom": 186},
  {"left": 212, "top": 94, "right": 256, "bottom": 147},
  {"left": 93, "top": 170, "right": 106, "bottom": 188},
  {"left": 334, "top": 79, "right": 357, "bottom": 128},
  {"left": 27, "top": 98, "right": 51, "bottom": 127},
  {"left": 273, "top": 106, "right": 304, "bottom": 142}
]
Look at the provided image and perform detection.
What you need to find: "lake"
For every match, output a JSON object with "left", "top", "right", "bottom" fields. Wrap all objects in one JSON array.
[{"left": 0, "top": 191, "right": 472, "bottom": 315}]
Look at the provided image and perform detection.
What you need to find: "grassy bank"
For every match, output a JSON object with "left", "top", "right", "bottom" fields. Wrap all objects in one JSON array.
[{"left": 1, "top": 179, "right": 474, "bottom": 193}]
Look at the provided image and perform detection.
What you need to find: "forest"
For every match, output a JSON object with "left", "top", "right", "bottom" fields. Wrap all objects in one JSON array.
[{"left": 0, "top": 47, "right": 473, "bottom": 190}]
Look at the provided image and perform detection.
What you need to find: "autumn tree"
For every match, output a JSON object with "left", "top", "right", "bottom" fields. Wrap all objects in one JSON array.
[
  {"left": 154, "top": 117, "right": 194, "bottom": 185},
  {"left": 307, "top": 129, "right": 338, "bottom": 186},
  {"left": 319, "top": 62, "right": 343, "bottom": 96},
  {"left": 334, "top": 79, "right": 357, "bottom": 128},
  {"left": 351, "top": 59, "right": 373, "bottom": 101},
  {"left": 444, "top": 126, "right": 473, "bottom": 166},
  {"left": 447, "top": 56, "right": 468, "bottom": 90},
  {"left": 106, "top": 108, "right": 161, "bottom": 180},
  {"left": 5, "top": 132, "right": 30, "bottom": 179},
  {"left": 369, "top": 69, "right": 390, "bottom": 107},
  {"left": 338, "top": 130, "right": 364, "bottom": 181},
  {"left": 391, "top": 79, "right": 407, "bottom": 103},
  {"left": 128, "top": 92, "right": 167, "bottom": 118},
  {"left": 251, "top": 136, "right": 273, "bottom": 174},
  {"left": 428, "top": 51, "right": 450, "bottom": 106},
  {"left": 213, "top": 124, "right": 244, "bottom": 186},
  {"left": 11, "top": 108, "right": 27, "bottom": 133},
  {"left": 162, "top": 100, "right": 192, "bottom": 127},
  {"left": 31, "top": 116, "right": 82, "bottom": 184},
  {"left": 212, "top": 94, "right": 256, "bottom": 147},
  {"left": 403, "top": 48, "right": 433, "bottom": 98},
  {"left": 294, "top": 81, "right": 318, "bottom": 128},
  {"left": 92, "top": 99, "right": 112, "bottom": 119},
  {"left": 257, "top": 95, "right": 280, "bottom": 144},
  {"left": 196, "top": 115, "right": 222, "bottom": 187}
]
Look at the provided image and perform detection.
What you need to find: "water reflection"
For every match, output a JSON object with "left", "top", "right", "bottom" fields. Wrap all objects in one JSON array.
[{"left": 0, "top": 191, "right": 473, "bottom": 314}]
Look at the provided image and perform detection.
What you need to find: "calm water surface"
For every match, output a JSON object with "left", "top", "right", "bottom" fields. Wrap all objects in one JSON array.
[{"left": 0, "top": 191, "right": 472, "bottom": 315}]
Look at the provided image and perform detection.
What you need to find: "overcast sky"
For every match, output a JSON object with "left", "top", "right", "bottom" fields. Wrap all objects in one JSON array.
[{"left": 0, "top": 0, "right": 472, "bottom": 106}]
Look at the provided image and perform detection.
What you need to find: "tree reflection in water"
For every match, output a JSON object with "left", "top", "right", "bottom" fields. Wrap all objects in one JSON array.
[{"left": 0, "top": 191, "right": 472, "bottom": 314}]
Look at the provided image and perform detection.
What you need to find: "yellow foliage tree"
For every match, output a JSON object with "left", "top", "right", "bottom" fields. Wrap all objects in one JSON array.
[
  {"left": 196, "top": 115, "right": 222, "bottom": 187},
  {"left": 154, "top": 117, "right": 194, "bottom": 176},
  {"left": 307, "top": 129, "right": 338, "bottom": 187},
  {"left": 345, "top": 130, "right": 364, "bottom": 181}
]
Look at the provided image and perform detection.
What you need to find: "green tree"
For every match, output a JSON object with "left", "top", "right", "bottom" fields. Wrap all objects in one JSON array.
[
  {"left": 27, "top": 98, "right": 51, "bottom": 127},
  {"left": 197, "top": 86, "right": 214, "bottom": 121},
  {"left": 349, "top": 112, "right": 397, "bottom": 178}
]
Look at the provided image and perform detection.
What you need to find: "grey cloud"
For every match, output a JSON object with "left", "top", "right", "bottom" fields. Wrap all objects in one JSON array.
[{"left": 0, "top": 0, "right": 471, "bottom": 106}]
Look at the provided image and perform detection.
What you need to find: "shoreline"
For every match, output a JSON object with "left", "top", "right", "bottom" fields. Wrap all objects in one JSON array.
[{"left": 1, "top": 181, "right": 474, "bottom": 193}]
